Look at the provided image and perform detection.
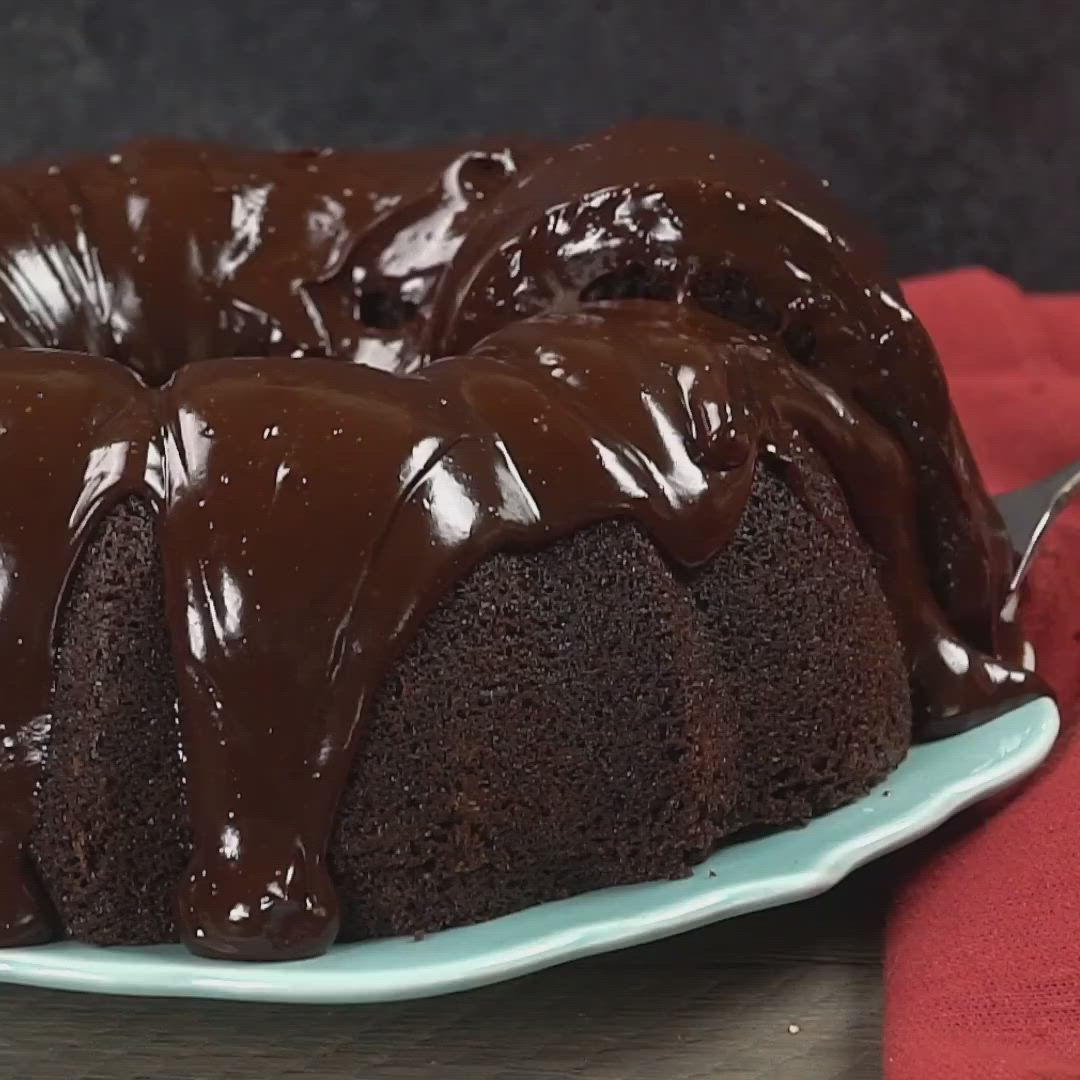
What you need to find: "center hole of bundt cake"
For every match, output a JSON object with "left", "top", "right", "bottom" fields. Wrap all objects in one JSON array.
[
  {"left": 579, "top": 262, "right": 818, "bottom": 366},
  {"left": 689, "top": 268, "right": 818, "bottom": 365},
  {"left": 688, "top": 268, "right": 781, "bottom": 334},
  {"left": 579, "top": 262, "right": 677, "bottom": 303},
  {"left": 356, "top": 289, "right": 420, "bottom": 331}
]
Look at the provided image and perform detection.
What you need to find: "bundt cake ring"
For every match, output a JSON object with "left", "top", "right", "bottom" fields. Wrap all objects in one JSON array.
[{"left": 0, "top": 119, "right": 1037, "bottom": 962}]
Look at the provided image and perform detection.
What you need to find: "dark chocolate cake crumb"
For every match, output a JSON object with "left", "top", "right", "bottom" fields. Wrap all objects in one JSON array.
[
  {"left": 29, "top": 498, "right": 189, "bottom": 944},
  {"left": 328, "top": 456, "right": 909, "bottom": 942},
  {"left": 25, "top": 456, "right": 910, "bottom": 947}
]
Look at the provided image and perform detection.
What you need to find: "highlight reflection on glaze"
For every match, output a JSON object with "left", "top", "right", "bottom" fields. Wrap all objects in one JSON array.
[{"left": 0, "top": 120, "right": 1036, "bottom": 960}]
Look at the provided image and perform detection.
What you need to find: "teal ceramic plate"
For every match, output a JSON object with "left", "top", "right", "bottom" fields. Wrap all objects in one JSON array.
[{"left": 0, "top": 697, "right": 1058, "bottom": 1003}]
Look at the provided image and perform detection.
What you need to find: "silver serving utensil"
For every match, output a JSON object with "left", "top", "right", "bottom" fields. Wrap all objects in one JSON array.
[
  {"left": 924, "top": 458, "right": 1079, "bottom": 738},
  {"left": 995, "top": 457, "right": 1080, "bottom": 591}
]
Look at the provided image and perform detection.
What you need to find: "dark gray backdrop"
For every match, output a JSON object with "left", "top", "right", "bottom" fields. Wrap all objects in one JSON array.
[{"left": 3, "top": 0, "right": 1076, "bottom": 286}]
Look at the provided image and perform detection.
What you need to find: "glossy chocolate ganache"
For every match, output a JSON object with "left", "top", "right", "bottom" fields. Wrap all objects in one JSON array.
[{"left": 0, "top": 119, "right": 1039, "bottom": 960}]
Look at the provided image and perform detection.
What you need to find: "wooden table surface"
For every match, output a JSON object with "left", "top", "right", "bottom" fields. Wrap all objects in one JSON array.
[{"left": 0, "top": 869, "right": 887, "bottom": 1080}]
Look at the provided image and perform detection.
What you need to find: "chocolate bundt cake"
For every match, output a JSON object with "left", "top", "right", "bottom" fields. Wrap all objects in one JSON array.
[{"left": 0, "top": 120, "right": 1038, "bottom": 961}]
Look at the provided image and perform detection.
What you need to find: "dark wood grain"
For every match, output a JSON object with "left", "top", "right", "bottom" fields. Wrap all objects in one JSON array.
[{"left": 0, "top": 870, "right": 886, "bottom": 1080}]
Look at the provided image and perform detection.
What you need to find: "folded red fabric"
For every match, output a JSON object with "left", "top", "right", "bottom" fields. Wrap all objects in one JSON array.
[{"left": 885, "top": 269, "right": 1080, "bottom": 1079}]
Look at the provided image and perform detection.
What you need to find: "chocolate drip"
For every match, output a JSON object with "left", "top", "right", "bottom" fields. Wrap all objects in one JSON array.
[{"left": 0, "top": 123, "right": 1040, "bottom": 960}]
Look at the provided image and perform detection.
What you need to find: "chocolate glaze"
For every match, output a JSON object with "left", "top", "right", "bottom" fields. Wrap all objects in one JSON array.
[
  {"left": 0, "top": 138, "right": 540, "bottom": 382},
  {"left": 0, "top": 122, "right": 1040, "bottom": 960},
  {"left": 423, "top": 118, "right": 1018, "bottom": 659}
]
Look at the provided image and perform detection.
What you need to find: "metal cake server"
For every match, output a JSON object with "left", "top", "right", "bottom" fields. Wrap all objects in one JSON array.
[
  {"left": 995, "top": 457, "right": 1080, "bottom": 590},
  {"left": 923, "top": 457, "right": 1080, "bottom": 738}
]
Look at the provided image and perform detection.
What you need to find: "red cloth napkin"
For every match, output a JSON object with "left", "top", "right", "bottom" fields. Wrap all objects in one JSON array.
[{"left": 885, "top": 269, "right": 1080, "bottom": 1078}]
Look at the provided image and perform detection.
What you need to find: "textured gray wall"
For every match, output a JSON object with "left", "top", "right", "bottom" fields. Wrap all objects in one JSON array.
[{"left": 2, "top": 0, "right": 1076, "bottom": 285}]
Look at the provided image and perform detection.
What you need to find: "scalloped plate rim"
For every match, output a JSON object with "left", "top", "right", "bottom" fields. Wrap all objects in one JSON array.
[{"left": 0, "top": 696, "right": 1059, "bottom": 1003}]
